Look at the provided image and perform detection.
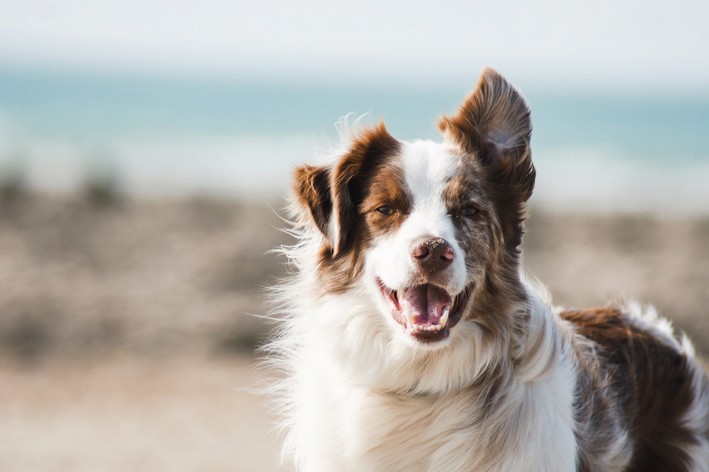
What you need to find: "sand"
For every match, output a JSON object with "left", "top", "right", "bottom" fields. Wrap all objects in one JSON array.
[{"left": 0, "top": 356, "right": 284, "bottom": 471}]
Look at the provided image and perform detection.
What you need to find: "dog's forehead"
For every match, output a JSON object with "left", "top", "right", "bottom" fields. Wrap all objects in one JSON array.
[{"left": 398, "top": 140, "right": 464, "bottom": 203}]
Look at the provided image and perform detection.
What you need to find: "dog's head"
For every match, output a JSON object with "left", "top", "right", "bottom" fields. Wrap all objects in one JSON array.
[{"left": 292, "top": 68, "right": 534, "bottom": 348}]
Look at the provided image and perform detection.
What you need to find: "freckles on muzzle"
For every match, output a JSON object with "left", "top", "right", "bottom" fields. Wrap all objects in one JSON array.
[
  {"left": 410, "top": 237, "right": 454, "bottom": 275},
  {"left": 375, "top": 235, "right": 473, "bottom": 344}
]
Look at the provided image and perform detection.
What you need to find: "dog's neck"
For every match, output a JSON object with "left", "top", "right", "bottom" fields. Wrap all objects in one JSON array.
[{"left": 297, "top": 277, "right": 565, "bottom": 398}]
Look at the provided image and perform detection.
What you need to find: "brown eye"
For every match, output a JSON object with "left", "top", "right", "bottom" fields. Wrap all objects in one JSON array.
[
  {"left": 376, "top": 206, "right": 394, "bottom": 216},
  {"left": 461, "top": 205, "right": 479, "bottom": 218}
]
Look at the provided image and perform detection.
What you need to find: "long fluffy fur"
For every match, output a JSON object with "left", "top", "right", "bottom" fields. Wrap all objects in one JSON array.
[{"left": 265, "top": 69, "right": 709, "bottom": 471}]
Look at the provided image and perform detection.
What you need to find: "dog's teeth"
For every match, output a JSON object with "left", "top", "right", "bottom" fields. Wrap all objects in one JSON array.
[
  {"left": 409, "top": 324, "right": 443, "bottom": 333},
  {"left": 405, "top": 309, "right": 416, "bottom": 327},
  {"left": 440, "top": 307, "right": 450, "bottom": 327}
]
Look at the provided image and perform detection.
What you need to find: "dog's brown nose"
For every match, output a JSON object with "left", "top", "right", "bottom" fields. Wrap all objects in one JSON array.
[{"left": 411, "top": 237, "right": 454, "bottom": 273}]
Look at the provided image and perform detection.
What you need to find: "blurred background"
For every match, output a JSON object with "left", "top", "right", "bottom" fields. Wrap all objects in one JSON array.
[{"left": 0, "top": 0, "right": 707, "bottom": 470}]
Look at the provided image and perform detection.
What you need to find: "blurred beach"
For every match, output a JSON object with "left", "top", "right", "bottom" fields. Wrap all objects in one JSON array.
[
  {"left": 1, "top": 72, "right": 709, "bottom": 469},
  {"left": 2, "top": 68, "right": 709, "bottom": 212},
  {"left": 0, "top": 189, "right": 708, "bottom": 470},
  {"left": 1, "top": 2, "right": 709, "bottom": 466}
]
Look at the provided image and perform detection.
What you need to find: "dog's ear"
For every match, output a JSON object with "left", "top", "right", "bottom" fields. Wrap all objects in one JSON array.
[
  {"left": 293, "top": 164, "right": 333, "bottom": 238},
  {"left": 293, "top": 123, "right": 400, "bottom": 257},
  {"left": 439, "top": 67, "right": 535, "bottom": 202}
]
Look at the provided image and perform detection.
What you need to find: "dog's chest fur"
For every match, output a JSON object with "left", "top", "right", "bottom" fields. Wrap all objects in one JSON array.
[{"left": 293, "top": 344, "right": 579, "bottom": 472}]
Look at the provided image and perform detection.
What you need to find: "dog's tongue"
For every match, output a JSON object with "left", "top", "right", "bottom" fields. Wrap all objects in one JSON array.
[{"left": 399, "top": 285, "right": 452, "bottom": 325}]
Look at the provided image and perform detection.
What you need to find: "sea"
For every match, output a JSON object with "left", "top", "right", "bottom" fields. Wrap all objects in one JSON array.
[{"left": 1, "top": 67, "right": 708, "bottom": 214}]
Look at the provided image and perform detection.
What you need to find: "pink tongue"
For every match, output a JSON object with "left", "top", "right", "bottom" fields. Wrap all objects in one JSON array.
[{"left": 399, "top": 285, "right": 452, "bottom": 325}]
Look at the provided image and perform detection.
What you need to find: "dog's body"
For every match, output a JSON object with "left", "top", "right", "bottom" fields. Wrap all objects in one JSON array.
[{"left": 269, "top": 69, "right": 709, "bottom": 471}]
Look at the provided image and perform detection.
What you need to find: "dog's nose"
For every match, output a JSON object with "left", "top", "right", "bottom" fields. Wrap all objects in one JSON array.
[{"left": 411, "top": 237, "right": 454, "bottom": 273}]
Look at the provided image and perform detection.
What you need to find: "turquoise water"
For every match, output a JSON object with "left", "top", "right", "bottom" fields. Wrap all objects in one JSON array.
[
  {"left": 0, "top": 67, "right": 708, "bottom": 210},
  {"left": 1, "top": 68, "right": 708, "bottom": 158}
]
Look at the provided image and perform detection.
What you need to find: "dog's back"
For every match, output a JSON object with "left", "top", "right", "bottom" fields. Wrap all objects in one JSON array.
[{"left": 564, "top": 305, "right": 709, "bottom": 471}]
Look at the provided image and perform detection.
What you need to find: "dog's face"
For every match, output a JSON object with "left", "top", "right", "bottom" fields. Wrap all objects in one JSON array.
[{"left": 293, "top": 68, "right": 535, "bottom": 348}]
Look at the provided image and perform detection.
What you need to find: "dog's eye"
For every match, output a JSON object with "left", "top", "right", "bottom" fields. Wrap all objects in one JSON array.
[
  {"left": 461, "top": 205, "right": 480, "bottom": 218},
  {"left": 376, "top": 206, "right": 394, "bottom": 216}
]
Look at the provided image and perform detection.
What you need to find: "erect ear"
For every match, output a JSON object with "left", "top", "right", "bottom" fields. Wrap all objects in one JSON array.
[
  {"left": 292, "top": 123, "right": 400, "bottom": 257},
  {"left": 439, "top": 67, "right": 535, "bottom": 202}
]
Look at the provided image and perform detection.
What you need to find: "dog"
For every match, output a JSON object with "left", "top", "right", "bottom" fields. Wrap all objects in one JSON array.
[{"left": 268, "top": 68, "right": 709, "bottom": 471}]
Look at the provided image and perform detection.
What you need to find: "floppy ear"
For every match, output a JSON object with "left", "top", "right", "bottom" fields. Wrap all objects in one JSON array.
[
  {"left": 293, "top": 164, "right": 332, "bottom": 238},
  {"left": 292, "top": 123, "right": 400, "bottom": 257},
  {"left": 439, "top": 67, "right": 535, "bottom": 202}
]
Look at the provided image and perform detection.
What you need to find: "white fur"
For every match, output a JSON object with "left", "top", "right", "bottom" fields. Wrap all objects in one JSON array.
[
  {"left": 683, "top": 352, "right": 709, "bottom": 472},
  {"left": 270, "top": 135, "right": 709, "bottom": 471},
  {"left": 270, "top": 138, "right": 581, "bottom": 471},
  {"left": 365, "top": 141, "right": 468, "bottom": 347},
  {"left": 273, "top": 281, "right": 578, "bottom": 471},
  {"left": 369, "top": 141, "right": 466, "bottom": 292}
]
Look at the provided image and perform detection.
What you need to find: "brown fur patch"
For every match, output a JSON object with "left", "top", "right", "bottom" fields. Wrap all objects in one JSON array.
[
  {"left": 438, "top": 68, "right": 531, "bottom": 163},
  {"left": 562, "top": 306, "right": 698, "bottom": 471},
  {"left": 440, "top": 68, "right": 535, "bottom": 257},
  {"left": 361, "top": 163, "right": 411, "bottom": 239},
  {"left": 329, "top": 123, "right": 401, "bottom": 255},
  {"left": 292, "top": 123, "right": 402, "bottom": 294},
  {"left": 293, "top": 165, "right": 331, "bottom": 237},
  {"left": 439, "top": 153, "right": 529, "bottom": 345}
]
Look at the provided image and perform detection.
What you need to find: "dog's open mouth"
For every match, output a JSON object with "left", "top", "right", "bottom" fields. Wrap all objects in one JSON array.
[{"left": 377, "top": 278, "right": 472, "bottom": 343}]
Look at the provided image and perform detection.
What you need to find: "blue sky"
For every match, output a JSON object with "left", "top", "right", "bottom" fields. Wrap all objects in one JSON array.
[{"left": 1, "top": 0, "right": 708, "bottom": 91}]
